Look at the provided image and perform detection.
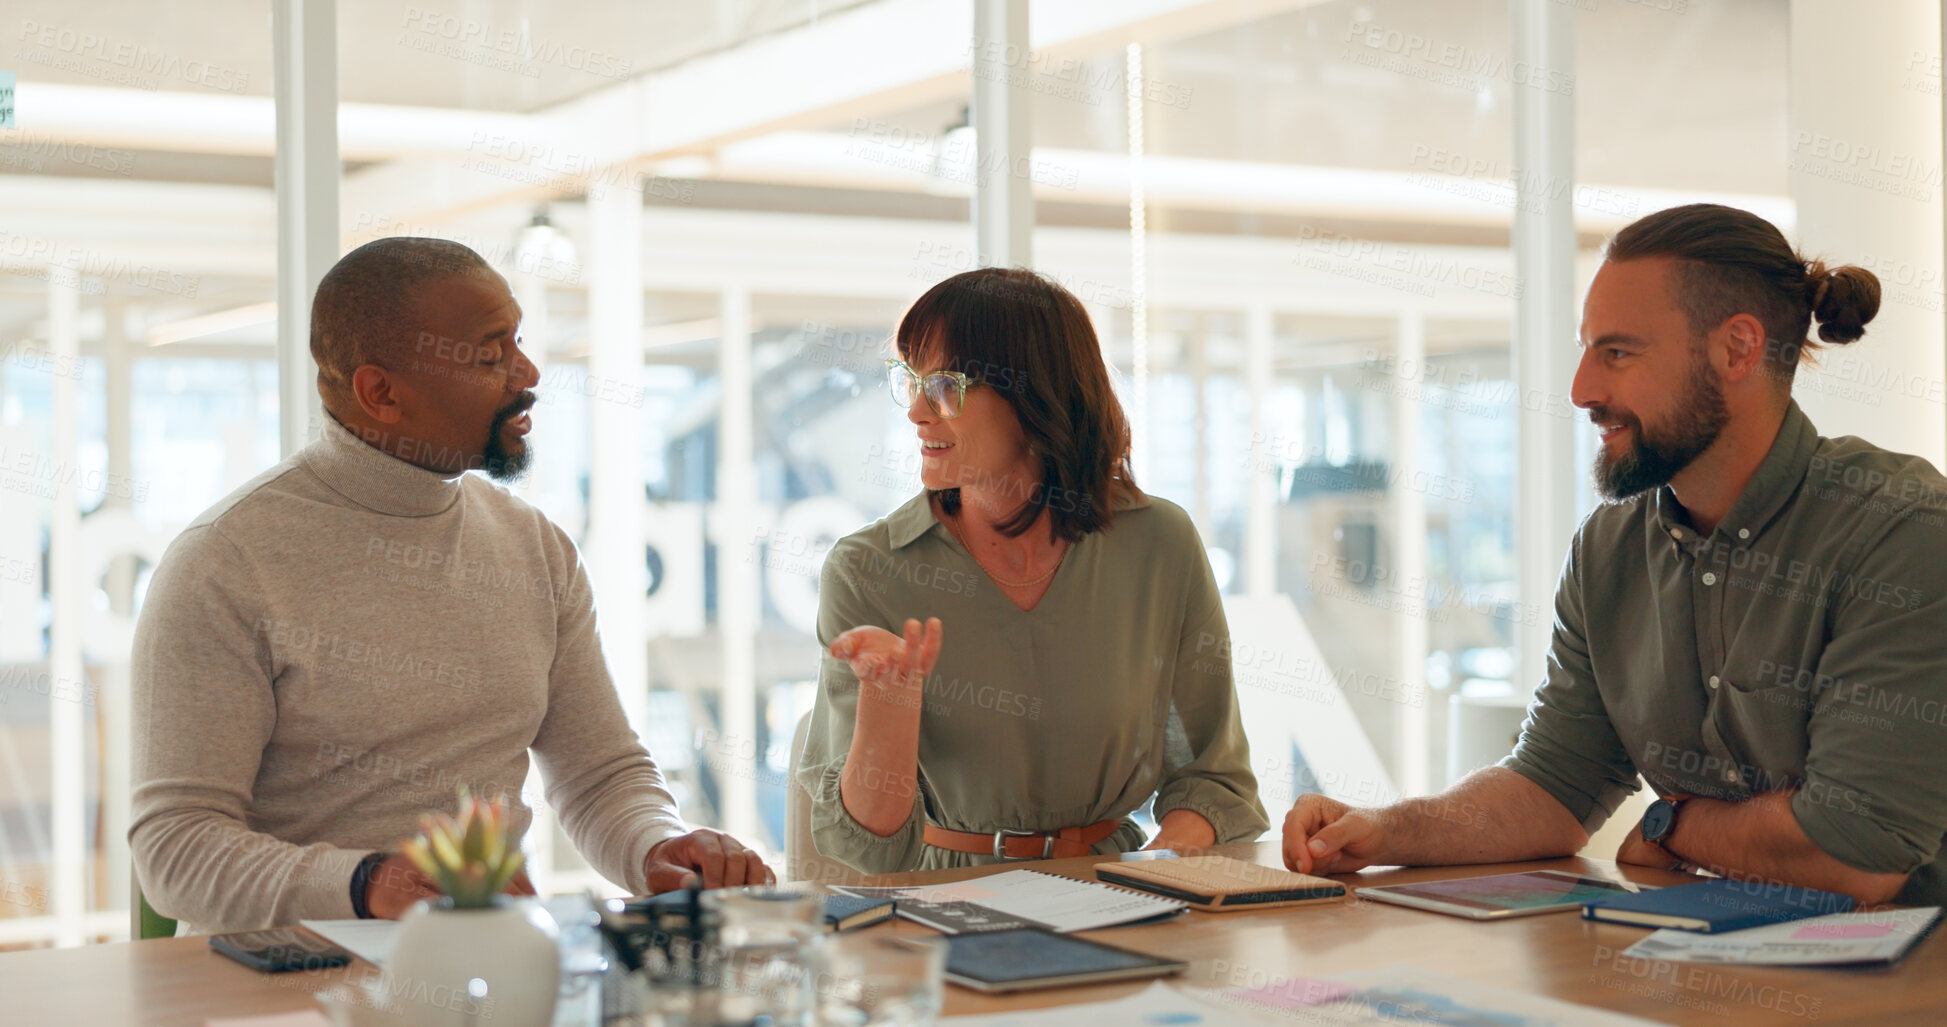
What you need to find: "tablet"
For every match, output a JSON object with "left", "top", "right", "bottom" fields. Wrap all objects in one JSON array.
[
  {"left": 942, "top": 927, "right": 1186, "bottom": 993},
  {"left": 1358, "top": 870, "right": 1646, "bottom": 920}
]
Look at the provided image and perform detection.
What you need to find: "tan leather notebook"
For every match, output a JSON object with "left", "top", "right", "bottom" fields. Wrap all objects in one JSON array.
[{"left": 1093, "top": 855, "right": 1348, "bottom": 912}]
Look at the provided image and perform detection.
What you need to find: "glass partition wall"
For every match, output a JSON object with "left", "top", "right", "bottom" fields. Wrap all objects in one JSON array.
[{"left": 0, "top": 0, "right": 1808, "bottom": 945}]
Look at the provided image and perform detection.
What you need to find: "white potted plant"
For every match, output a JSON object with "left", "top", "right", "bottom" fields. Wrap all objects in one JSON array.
[{"left": 386, "top": 791, "right": 559, "bottom": 1027}]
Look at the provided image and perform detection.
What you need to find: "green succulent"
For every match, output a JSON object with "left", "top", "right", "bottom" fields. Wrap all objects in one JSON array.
[{"left": 402, "top": 790, "right": 526, "bottom": 908}]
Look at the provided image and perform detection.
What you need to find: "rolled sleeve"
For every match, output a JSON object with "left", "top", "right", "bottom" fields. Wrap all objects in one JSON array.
[
  {"left": 1499, "top": 529, "right": 1640, "bottom": 833},
  {"left": 795, "top": 539, "right": 930, "bottom": 874},
  {"left": 1790, "top": 515, "right": 1947, "bottom": 878},
  {"left": 1152, "top": 529, "right": 1270, "bottom": 844}
]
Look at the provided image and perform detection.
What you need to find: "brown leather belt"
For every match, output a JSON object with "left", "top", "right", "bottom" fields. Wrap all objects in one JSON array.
[{"left": 923, "top": 820, "right": 1123, "bottom": 861}]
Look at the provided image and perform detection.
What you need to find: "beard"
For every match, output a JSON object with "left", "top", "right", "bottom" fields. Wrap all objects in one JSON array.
[
  {"left": 481, "top": 391, "right": 537, "bottom": 482},
  {"left": 1591, "top": 345, "right": 1728, "bottom": 502}
]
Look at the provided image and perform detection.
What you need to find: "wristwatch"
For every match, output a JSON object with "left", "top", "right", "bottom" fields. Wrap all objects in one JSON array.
[{"left": 1642, "top": 794, "right": 1693, "bottom": 849}]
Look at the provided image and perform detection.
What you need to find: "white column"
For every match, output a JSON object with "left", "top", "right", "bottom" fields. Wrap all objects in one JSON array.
[
  {"left": 272, "top": 0, "right": 338, "bottom": 457},
  {"left": 101, "top": 287, "right": 133, "bottom": 920},
  {"left": 1244, "top": 304, "right": 1277, "bottom": 597},
  {"left": 586, "top": 180, "right": 650, "bottom": 739},
  {"left": 1510, "top": 0, "right": 1579, "bottom": 696},
  {"left": 1390, "top": 310, "right": 1430, "bottom": 797},
  {"left": 47, "top": 269, "right": 84, "bottom": 947},
  {"left": 972, "top": 0, "right": 1032, "bottom": 268},
  {"left": 716, "top": 285, "right": 760, "bottom": 844},
  {"left": 1787, "top": 1, "right": 1945, "bottom": 466}
]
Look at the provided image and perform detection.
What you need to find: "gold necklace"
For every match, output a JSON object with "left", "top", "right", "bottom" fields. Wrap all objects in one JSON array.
[{"left": 943, "top": 514, "right": 1068, "bottom": 589}]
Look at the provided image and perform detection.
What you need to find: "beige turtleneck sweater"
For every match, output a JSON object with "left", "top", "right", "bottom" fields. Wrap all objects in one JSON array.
[{"left": 130, "top": 414, "right": 686, "bottom": 932}]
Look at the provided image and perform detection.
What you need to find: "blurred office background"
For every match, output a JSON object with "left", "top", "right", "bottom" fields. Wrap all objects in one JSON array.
[{"left": 1, "top": 0, "right": 1940, "bottom": 946}]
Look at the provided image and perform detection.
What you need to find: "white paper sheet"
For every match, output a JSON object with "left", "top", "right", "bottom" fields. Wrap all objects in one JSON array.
[
  {"left": 835, "top": 869, "right": 1184, "bottom": 933},
  {"left": 300, "top": 918, "right": 401, "bottom": 967},
  {"left": 1621, "top": 906, "right": 1942, "bottom": 966}
]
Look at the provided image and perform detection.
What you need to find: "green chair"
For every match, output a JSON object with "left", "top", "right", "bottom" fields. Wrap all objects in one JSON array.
[{"left": 132, "top": 873, "right": 178, "bottom": 940}]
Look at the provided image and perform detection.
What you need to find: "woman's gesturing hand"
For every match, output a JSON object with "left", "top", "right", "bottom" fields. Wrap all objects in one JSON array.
[{"left": 830, "top": 617, "right": 944, "bottom": 711}]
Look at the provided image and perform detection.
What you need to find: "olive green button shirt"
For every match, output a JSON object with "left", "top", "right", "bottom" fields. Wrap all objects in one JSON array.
[
  {"left": 1503, "top": 402, "right": 1947, "bottom": 903},
  {"left": 796, "top": 491, "right": 1269, "bottom": 874}
]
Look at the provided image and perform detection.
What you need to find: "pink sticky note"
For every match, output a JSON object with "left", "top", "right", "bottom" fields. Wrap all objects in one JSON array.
[
  {"left": 1226, "top": 977, "right": 1360, "bottom": 1010},
  {"left": 1792, "top": 923, "right": 1895, "bottom": 940}
]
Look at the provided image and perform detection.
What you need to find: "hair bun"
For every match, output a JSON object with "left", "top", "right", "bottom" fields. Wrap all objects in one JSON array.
[{"left": 1806, "top": 261, "right": 1881, "bottom": 344}]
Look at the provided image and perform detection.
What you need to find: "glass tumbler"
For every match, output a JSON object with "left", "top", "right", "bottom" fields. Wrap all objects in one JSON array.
[
  {"left": 819, "top": 935, "right": 946, "bottom": 1027},
  {"left": 702, "top": 886, "right": 824, "bottom": 1026}
]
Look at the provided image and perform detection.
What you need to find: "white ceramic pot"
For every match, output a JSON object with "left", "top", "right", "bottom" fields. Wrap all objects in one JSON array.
[{"left": 386, "top": 897, "right": 560, "bottom": 1027}]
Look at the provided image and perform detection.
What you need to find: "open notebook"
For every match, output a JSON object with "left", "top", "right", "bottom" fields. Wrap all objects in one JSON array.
[{"left": 834, "top": 869, "right": 1186, "bottom": 933}]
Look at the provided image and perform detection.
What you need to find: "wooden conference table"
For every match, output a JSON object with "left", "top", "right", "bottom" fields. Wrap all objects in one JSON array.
[{"left": 4, "top": 840, "right": 1944, "bottom": 1025}]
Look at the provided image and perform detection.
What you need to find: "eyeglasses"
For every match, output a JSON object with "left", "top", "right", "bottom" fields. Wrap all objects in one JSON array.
[{"left": 887, "top": 359, "right": 979, "bottom": 419}]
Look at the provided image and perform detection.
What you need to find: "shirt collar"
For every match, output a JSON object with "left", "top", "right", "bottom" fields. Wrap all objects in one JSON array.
[
  {"left": 886, "top": 486, "right": 1152, "bottom": 550},
  {"left": 301, "top": 413, "right": 467, "bottom": 517},
  {"left": 1651, "top": 400, "right": 1818, "bottom": 547}
]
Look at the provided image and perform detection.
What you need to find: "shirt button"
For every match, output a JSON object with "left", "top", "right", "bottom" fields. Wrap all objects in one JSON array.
[
  {"left": 1708, "top": 675, "right": 1720, "bottom": 689},
  {"left": 1670, "top": 528, "right": 1683, "bottom": 540},
  {"left": 1701, "top": 572, "right": 1718, "bottom": 586},
  {"left": 1724, "top": 769, "right": 1739, "bottom": 783},
  {"left": 1737, "top": 528, "right": 1750, "bottom": 540}
]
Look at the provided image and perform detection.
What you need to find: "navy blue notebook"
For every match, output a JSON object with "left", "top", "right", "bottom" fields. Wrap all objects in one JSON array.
[
  {"left": 822, "top": 894, "right": 897, "bottom": 933},
  {"left": 1583, "top": 878, "right": 1855, "bottom": 933}
]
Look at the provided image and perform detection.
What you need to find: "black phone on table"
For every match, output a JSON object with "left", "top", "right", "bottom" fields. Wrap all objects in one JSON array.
[{"left": 209, "top": 927, "right": 355, "bottom": 972}]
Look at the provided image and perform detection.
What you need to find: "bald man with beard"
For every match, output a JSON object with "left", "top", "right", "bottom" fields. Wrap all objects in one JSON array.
[{"left": 131, "top": 238, "right": 769, "bottom": 933}]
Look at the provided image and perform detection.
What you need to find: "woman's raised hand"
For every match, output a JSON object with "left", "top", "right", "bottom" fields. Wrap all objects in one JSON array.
[{"left": 830, "top": 617, "right": 944, "bottom": 709}]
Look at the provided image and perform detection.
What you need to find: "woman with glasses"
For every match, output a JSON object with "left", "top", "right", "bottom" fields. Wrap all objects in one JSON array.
[{"left": 795, "top": 268, "right": 1268, "bottom": 873}]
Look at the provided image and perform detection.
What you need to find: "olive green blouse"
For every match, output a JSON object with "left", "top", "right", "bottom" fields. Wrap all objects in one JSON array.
[{"left": 795, "top": 491, "right": 1269, "bottom": 874}]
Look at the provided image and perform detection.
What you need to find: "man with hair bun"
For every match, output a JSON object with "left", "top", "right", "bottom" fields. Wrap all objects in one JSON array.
[
  {"left": 1285, "top": 203, "right": 1947, "bottom": 906},
  {"left": 132, "top": 237, "right": 771, "bottom": 933}
]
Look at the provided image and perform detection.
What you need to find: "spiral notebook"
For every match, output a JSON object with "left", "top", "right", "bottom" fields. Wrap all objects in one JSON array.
[{"left": 833, "top": 869, "right": 1186, "bottom": 933}]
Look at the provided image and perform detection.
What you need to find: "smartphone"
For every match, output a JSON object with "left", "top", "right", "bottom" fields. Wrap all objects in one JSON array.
[{"left": 209, "top": 927, "right": 356, "bottom": 972}]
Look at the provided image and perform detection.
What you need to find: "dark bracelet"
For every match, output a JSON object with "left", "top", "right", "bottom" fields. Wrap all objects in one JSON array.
[{"left": 349, "top": 851, "right": 390, "bottom": 919}]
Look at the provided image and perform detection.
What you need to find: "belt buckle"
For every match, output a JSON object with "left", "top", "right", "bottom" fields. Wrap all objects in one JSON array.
[{"left": 992, "top": 828, "right": 1054, "bottom": 861}]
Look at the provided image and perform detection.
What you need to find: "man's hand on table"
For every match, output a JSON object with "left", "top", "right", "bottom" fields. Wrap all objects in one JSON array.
[
  {"left": 364, "top": 853, "right": 442, "bottom": 919},
  {"left": 1282, "top": 793, "right": 1390, "bottom": 875},
  {"left": 1614, "top": 812, "right": 1690, "bottom": 872},
  {"left": 1143, "top": 808, "right": 1217, "bottom": 851},
  {"left": 646, "top": 829, "right": 777, "bottom": 892},
  {"left": 365, "top": 854, "right": 539, "bottom": 918}
]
